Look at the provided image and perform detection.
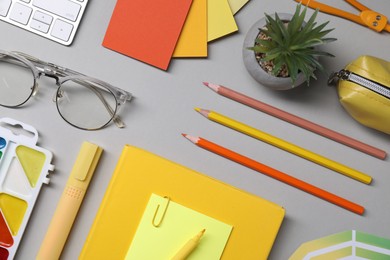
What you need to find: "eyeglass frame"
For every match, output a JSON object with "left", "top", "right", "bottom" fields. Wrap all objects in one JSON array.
[{"left": 0, "top": 50, "right": 133, "bottom": 130}]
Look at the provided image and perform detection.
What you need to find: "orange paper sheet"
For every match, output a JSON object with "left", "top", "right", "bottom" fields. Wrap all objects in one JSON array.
[
  {"left": 103, "top": 0, "right": 193, "bottom": 70},
  {"left": 173, "top": 0, "right": 208, "bottom": 57}
]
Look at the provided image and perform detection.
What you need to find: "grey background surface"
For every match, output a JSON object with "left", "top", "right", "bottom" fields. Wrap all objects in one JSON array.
[{"left": 1, "top": 0, "right": 389, "bottom": 259}]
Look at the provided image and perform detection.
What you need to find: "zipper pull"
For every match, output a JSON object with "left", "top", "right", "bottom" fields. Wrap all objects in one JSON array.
[{"left": 327, "top": 69, "right": 350, "bottom": 86}]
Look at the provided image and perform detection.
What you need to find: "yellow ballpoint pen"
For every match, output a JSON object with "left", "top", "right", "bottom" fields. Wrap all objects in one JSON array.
[
  {"left": 37, "top": 142, "right": 103, "bottom": 260},
  {"left": 195, "top": 108, "right": 372, "bottom": 184}
]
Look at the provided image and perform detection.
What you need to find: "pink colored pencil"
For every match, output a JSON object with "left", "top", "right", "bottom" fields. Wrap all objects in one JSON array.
[{"left": 203, "top": 82, "right": 386, "bottom": 160}]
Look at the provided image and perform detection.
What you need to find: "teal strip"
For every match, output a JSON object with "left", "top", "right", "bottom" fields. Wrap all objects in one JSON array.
[
  {"left": 356, "top": 231, "right": 390, "bottom": 250},
  {"left": 357, "top": 247, "right": 390, "bottom": 259}
]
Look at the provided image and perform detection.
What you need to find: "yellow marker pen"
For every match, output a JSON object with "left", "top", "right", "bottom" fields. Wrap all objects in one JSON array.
[
  {"left": 36, "top": 142, "right": 103, "bottom": 260},
  {"left": 171, "top": 229, "right": 205, "bottom": 260}
]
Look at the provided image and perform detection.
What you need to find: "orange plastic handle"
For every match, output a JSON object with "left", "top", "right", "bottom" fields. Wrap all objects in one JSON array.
[
  {"left": 345, "top": 0, "right": 369, "bottom": 11},
  {"left": 294, "top": 0, "right": 390, "bottom": 32},
  {"left": 348, "top": 0, "right": 389, "bottom": 32}
]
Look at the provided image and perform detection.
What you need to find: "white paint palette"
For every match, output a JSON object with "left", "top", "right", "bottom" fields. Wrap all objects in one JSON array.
[{"left": 0, "top": 118, "right": 54, "bottom": 259}]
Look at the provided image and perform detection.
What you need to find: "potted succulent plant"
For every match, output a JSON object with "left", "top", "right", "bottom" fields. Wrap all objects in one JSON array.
[{"left": 243, "top": 4, "right": 336, "bottom": 90}]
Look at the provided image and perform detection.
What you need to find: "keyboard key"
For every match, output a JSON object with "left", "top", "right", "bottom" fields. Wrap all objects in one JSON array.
[
  {"left": 33, "top": 10, "right": 52, "bottom": 25},
  {"left": 33, "top": 0, "right": 81, "bottom": 22},
  {"left": 0, "top": 0, "right": 87, "bottom": 45},
  {"left": 0, "top": 0, "right": 11, "bottom": 17},
  {"left": 51, "top": 19, "right": 73, "bottom": 41},
  {"left": 9, "top": 2, "right": 32, "bottom": 25},
  {"left": 30, "top": 18, "right": 49, "bottom": 33}
]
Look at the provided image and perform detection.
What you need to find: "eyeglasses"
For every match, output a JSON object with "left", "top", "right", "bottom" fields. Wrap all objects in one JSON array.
[{"left": 0, "top": 50, "right": 133, "bottom": 130}]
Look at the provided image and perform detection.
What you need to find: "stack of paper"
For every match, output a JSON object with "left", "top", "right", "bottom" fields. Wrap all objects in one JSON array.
[{"left": 103, "top": 0, "right": 250, "bottom": 70}]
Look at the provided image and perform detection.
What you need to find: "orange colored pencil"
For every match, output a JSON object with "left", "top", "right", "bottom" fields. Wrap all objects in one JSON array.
[{"left": 182, "top": 134, "right": 364, "bottom": 215}]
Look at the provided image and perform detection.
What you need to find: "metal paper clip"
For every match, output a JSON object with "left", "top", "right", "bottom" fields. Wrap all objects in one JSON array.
[{"left": 152, "top": 196, "right": 171, "bottom": 227}]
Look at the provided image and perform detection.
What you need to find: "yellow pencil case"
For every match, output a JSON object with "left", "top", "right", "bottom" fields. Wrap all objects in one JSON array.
[{"left": 330, "top": 55, "right": 390, "bottom": 134}]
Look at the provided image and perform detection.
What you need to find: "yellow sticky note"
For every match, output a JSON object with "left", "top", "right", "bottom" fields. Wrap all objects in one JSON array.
[
  {"left": 173, "top": 0, "right": 208, "bottom": 57},
  {"left": 228, "top": 0, "right": 250, "bottom": 14},
  {"left": 208, "top": 0, "right": 238, "bottom": 41},
  {"left": 125, "top": 193, "right": 233, "bottom": 259}
]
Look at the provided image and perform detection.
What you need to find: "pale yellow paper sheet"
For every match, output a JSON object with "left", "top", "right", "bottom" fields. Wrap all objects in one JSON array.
[
  {"left": 173, "top": 0, "right": 208, "bottom": 57},
  {"left": 125, "top": 193, "right": 233, "bottom": 260},
  {"left": 228, "top": 0, "right": 250, "bottom": 14},
  {"left": 208, "top": 0, "right": 238, "bottom": 41}
]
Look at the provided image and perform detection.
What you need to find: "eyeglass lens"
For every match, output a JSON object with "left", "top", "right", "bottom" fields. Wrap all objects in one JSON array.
[
  {"left": 0, "top": 57, "right": 35, "bottom": 107},
  {"left": 56, "top": 79, "right": 118, "bottom": 130}
]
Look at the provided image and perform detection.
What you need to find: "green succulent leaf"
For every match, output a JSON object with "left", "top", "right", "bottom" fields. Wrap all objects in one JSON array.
[
  {"left": 272, "top": 61, "right": 284, "bottom": 76},
  {"left": 257, "top": 39, "right": 274, "bottom": 48},
  {"left": 250, "top": 45, "right": 269, "bottom": 54},
  {"left": 261, "top": 52, "right": 281, "bottom": 61},
  {"left": 251, "top": 4, "right": 336, "bottom": 85},
  {"left": 288, "top": 4, "right": 305, "bottom": 35}
]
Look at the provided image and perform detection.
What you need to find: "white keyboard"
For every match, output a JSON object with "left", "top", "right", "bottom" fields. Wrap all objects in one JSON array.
[{"left": 0, "top": 0, "right": 88, "bottom": 45}]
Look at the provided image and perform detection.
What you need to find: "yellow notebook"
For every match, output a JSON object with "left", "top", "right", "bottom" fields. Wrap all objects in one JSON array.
[{"left": 79, "top": 145, "right": 285, "bottom": 259}]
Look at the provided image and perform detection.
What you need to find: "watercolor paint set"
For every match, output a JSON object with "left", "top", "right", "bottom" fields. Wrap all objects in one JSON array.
[{"left": 0, "top": 118, "right": 54, "bottom": 260}]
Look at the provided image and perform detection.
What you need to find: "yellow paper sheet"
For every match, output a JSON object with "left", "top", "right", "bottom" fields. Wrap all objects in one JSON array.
[
  {"left": 125, "top": 193, "right": 233, "bottom": 260},
  {"left": 208, "top": 0, "right": 238, "bottom": 41},
  {"left": 173, "top": 0, "right": 208, "bottom": 57},
  {"left": 228, "top": 0, "right": 250, "bottom": 14}
]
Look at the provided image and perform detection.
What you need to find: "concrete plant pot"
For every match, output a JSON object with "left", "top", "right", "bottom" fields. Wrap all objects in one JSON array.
[{"left": 243, "top": 13, "right": 306, "bottom": 90}]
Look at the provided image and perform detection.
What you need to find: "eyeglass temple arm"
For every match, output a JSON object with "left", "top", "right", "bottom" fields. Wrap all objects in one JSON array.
[
  {"left": 16, "top": 52, "right": 86, "bottom": 78},
  {"left": 12, "top": 51, "right": 132, "bottom": 97},
  {"left": 0, "top": 53, "right": 38, "bottom": 73},
  {"left": 38, "top": 58, "right": 133, "bottom": 102}
]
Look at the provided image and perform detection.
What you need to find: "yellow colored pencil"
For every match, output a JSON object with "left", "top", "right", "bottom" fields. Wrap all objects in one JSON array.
[{"left": 195, "top": 108, "right": 372, "bottom": 184}]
